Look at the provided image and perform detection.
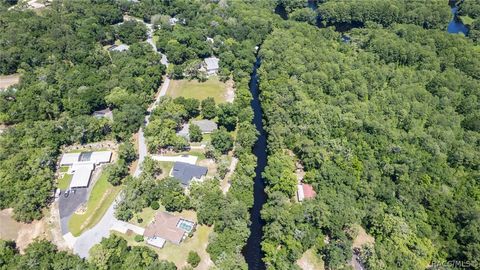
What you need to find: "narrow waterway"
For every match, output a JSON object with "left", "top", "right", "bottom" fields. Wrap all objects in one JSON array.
[{"left": 243, "top": 56, "right": 267, "bottom": 270}]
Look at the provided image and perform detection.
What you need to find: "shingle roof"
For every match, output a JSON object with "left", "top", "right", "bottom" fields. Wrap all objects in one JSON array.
[
  {"left": 172, "top": 162, "right": 207, "bottom": 186},
  {"left": 144, "top": 212, "right": 184, "bottom": 244},
  {"left": 192, "top": 120, "right": 217, "bottom": 133}
]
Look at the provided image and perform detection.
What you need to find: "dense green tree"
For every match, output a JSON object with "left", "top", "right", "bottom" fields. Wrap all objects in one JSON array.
[
  {"left": 174, "top": 97, "right": 200, "bottom": 119},
  {"left": 211, "top": 127, "right": 234, "bottom": 154},
  {"left": 106, "top": 160, "right": 129, "bottom": 186},
  {"left": 201, "top": 97, "right": 216, "bottom": 119},
  {"left": 217, "top": 103, "right": 238, "bottom": 131},
  {"left": 116, "top": 20, "right": 148, "bottom": 44},
  {"left": 158, "top": 178, "right": 190, "bottom": 212},
  {"left": 189, "top": 123, "right": 203, "bottom": 142},
  {"left": 118, "top": 140, "right": 137, "bottom": 164}
]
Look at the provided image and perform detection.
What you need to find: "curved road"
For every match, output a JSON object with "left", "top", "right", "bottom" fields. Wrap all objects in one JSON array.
[{"left": 68, "top": 19, "right": 169, "bottom": 257}]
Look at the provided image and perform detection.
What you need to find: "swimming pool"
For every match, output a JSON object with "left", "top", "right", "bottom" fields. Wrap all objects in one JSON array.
[{"left": 177, "top": 219, "right": 194, "bottom": 232}]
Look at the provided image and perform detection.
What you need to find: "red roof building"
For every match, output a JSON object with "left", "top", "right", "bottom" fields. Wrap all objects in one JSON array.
[{"left": 297, "top": 183, "right": 316, "bottom": 201}]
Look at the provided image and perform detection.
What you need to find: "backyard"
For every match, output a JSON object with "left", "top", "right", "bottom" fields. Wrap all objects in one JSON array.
[
  {"left": 166, "top": 76, "right": 230, "bottom": 103},
  {"left": 68, "top": 171, "right": 121, "bottom": 236},
  {"left": 113, "top": 223, "right": 213, "bottom": 269}
]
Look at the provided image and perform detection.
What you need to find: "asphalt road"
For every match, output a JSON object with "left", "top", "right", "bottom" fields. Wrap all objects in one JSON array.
[{"left": 68, "top": 19, "right": 169, "bottom": 257}]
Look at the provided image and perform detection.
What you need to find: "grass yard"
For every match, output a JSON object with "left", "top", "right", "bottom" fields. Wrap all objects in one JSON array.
[
  {"left": 174, "top": 150, "right": 206, "bottom": 161},
  {"left": 167, "top": 76, "right": 228, "bottom": 103},
  {"left": 130, "top": 206, "right": 165, "bottom": 228},
  {"left": 57, "top": 174, "right": 72, "bottom": 190},
  {"left": 59, "top": 166, "right": 69, "bottom": 173},
  {"left": 460, "top": 15, "right": 475, "bottom": 26},
  {"left": 68, "top": 171, "right": 121, "bottom": 236},
  {"left": 158, "top": 161, "right": 174, "bottom": 179},
  {"left": 113, "top": 225, "right": 213, "bottom": 269}
]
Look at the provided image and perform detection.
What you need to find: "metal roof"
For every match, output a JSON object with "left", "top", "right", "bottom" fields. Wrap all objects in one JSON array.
[{"left": 204, "top": 57, "right": 219, "bottom": 71}]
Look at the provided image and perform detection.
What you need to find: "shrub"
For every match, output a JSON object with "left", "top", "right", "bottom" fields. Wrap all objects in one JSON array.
[
  {"left": 134, "top": 235, "right": 144, "bottom": 242},
  {"left": 187, "top": 251, "right": 201, "bottom": 268},
  {"left": 151, "top": 201, "right": 160, "bottom": 210}
]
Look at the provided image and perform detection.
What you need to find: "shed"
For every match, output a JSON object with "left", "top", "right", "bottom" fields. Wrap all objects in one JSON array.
[{"left": 297, "top": 183, "right": 316, "bottom": 202}]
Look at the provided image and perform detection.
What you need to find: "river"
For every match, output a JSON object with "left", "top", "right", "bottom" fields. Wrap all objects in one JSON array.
[
  {"left": 243, "top": 56, "right": 267, "bottom": 270},
  {"left": 448, "top": 2, "right": 469, "bottom": 35}
]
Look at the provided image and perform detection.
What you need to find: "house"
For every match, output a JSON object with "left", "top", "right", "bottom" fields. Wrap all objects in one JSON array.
[
  {"left": 109, "top": 44, "right": 129, "bottom": 52},
  {"left": 176, "top": 124, "right": 190, "bottom": 139},
  {"left": 297, "top": 183, "right": 316, "bottom": 202},
  {"left": 92, "top": 108, "right": 113, "bottom": 120},
  {"left": 144, "top": 212, "right": 196, "bottom": 248},
  {"left": 170, "top": 162, "right": 208, "bottom": 187},
  {"left": 192, "top": 119, "right": 217, "bottom": 134},
  {"left": 203, "top": 57, "right": 219, "bottom": 75},
  {"left": 176, "top": 120, "right": 217, "bottom": 139},
  {"left": 59, "top": 151, "right": 112, "bottom": 189}
]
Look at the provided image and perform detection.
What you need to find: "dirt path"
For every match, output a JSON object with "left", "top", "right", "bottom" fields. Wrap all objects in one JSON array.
[
  {"left": 225, "top": 78, "right": 235, "bottom": 103},
  {"left": 0, "top": 209, "right": 48, "bottom": 252},
  {"left": 0, "top": 74, "right": 20, "bottom": 89}
]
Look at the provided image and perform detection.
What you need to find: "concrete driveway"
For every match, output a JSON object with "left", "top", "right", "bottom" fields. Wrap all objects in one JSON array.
[{"left": 150, "top": 154, "right": 198, "bottom": 165}]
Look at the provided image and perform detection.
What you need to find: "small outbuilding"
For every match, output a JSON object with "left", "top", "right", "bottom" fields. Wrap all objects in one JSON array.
[
  {"left": 297, "top": 183, "right": 316, "bottom": 202},
  {"left": 170, "top": 162, "right": 208, "bottom": 187}
]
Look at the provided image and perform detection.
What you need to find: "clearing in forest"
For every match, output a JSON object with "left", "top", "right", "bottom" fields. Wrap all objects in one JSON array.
[
  {"left": 166, "top": 76, "right": 229, "bottom": 103},
  {"left": 0, "top": 74, "right": 20, "bottom": 90}
]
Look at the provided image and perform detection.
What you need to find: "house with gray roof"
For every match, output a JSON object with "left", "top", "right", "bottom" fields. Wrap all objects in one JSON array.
[
  {"left": 170, "top": 162, "right": 208, "bottom": 187},
  {"left": 192, "top": 119, "right": 217, "bottom": 134},
  {"left": 203, "top": 57, "right": 219, "bottom": 75},
  {"left": 109, "top": 44, "right": 129, "bottom": 52}
]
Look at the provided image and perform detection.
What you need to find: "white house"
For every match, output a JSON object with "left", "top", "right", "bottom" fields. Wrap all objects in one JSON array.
[{"left": 59, "top": 151, "right": 112, "bottom": 189}]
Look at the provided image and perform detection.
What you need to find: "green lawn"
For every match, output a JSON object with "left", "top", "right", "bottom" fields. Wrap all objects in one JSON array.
[
  {"left": 172, "top": 150, "right": 206, "bottom": 161},
  {"left": 460, "top": 15, "right": 475, "bottom": 26},
  {"left": 130, "top": 206, "right": 165, "bottom": 228},
  {"left": 68, "top": 171, "right": 121, "bottom": 236},
  {"left": 167, "top": 76, "right": 228, "bottom": 103},
  {"left": 59, "top": 166, "right": 69, "bottom": 173},
  {"left": 57, "top": 174, "right": 72, "bottom": 190},
  {"left": 113, "top": 225, "right": 213, "bottom": 269},
  {"left": 158, "top": 162, "right": 174, "bottom": 179}
]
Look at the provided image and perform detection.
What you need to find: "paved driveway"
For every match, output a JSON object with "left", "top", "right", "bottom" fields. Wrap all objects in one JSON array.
[
  {"left": 68, "top": 18, "right": 170, "bottom": 258},
  {"left": 58, "top": 189, "right": 88, "bottom": 234},
  {"left": 150, "top": 154, "right": 198, "bottom": 165}
]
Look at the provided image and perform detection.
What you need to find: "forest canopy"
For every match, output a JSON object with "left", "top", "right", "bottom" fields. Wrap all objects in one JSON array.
[{"left": 259, "top": 20, "right": 480, "bottom": 269}]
